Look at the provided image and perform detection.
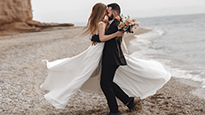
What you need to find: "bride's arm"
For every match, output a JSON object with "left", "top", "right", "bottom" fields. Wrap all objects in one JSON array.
[{"left": 98, "top": 23, "right": 123, "bottom": 42}]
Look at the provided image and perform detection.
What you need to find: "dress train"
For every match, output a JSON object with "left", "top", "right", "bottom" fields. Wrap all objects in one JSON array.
[{"left": 40, "top": 42, "right": 171, "bottom": 109}]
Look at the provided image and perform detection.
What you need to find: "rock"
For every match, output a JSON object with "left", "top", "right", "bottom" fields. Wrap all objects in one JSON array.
[
  {"left": 0, "top": 0, "right": 74, "bottom": 36},
  {"left": 0, "top": 0, "right": 32, "bottom": 25},
  {"left": 26, "top": 20, "right": 74, "bottom": 28},
  {"left": 0, "top": 22, "right": 41, "bottom": 32}
]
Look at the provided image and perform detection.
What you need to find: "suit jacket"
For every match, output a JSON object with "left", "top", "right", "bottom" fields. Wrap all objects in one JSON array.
[{"left": 91, "top": 19, "right": 127, "bottom": 66}]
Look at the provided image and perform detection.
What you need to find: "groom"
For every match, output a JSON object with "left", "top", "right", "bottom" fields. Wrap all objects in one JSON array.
[{"left": 91, "top": 3, "right": 137, "bottom": 115}]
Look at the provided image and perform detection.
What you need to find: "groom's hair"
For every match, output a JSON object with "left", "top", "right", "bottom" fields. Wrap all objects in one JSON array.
[{"left": 107, "top": 3, "right": 121, "bottom": 15}]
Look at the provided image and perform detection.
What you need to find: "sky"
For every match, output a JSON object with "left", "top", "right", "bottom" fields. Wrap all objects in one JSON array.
[{"left": 31, "top": 0, "right": 205, "bottom": 25}]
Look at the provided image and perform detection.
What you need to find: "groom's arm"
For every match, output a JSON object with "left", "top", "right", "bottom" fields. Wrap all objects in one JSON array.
[
  {"left": 91, "top": 20, "right": 120, "bottom": 42},
  {"left": 91, "top": 27, "right": 117, "bottom": 42},
  {"left": 91, "top": 34, "right": 101, "bottom": 42}
]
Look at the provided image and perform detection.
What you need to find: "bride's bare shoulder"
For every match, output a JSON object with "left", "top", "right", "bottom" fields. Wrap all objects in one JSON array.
[{"left": 98, "top": 21, "right": 106, "bottom": 25}]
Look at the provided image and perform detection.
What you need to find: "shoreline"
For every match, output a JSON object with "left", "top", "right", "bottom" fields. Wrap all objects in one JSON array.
[
  {"left": 126, "top": 28, "right": 205, "bottom": 98},
  {"left": 127, "top": 28, "right": 205, "bottom": 100},
  {"left": 0, "top": 26, "right": 205, "bottom": 114}
]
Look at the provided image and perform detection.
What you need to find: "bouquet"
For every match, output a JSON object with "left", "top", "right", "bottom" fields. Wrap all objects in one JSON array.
[{"left": 117, "top": 14, "right": 141, "bottom": 33}]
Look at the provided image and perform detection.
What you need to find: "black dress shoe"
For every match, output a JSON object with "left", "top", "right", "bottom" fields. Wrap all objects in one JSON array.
[
  {"left": 127, "top": 97, "right": 135, "bottom": 112},
  {"left": 127, "top": 97, "right": 142, "bottom": 112},
  {"left": 108, "top": 111, "right": 121, "bottom": 115}
]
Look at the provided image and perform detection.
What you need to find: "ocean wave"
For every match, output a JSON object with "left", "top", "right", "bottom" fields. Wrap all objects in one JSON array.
[
  {"left": 128, "top": 29, "right": 165, "bottom": 51},
  {"left": 134, "top": 29, "right": 165, "bottom": 40}
]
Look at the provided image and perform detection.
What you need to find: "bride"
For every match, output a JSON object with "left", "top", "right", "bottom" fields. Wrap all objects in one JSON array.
[{"left": 40, "top": 2, "right": 171, "bottom": 112}]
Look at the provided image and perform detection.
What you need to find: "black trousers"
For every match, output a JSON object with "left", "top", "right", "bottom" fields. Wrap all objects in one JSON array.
[{"left": 100, "top": 65, "right": 130, "bottom": 113}]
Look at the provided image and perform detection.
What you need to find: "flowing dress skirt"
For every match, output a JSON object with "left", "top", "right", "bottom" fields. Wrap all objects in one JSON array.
[{"left": 40, "top": 42, "right": 171, "bottom": 109}]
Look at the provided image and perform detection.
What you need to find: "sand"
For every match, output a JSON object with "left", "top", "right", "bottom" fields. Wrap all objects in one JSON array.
[{"left": 0, "top": 27, "right": 205, "bottom": 115}]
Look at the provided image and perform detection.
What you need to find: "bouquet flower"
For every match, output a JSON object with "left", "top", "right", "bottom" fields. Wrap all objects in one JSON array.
[{"left": 117, "top": 15, "right": 141, "bottom": 33}]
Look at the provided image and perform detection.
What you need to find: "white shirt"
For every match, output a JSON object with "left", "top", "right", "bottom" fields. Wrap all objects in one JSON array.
[{"left": 109, "top": 20, "right": 114, "bottom": 25}]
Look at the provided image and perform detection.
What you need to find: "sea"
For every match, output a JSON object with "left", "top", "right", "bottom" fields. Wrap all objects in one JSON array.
[
  {"left": 130, "top": 13, "right": 205, "bottom": 90},
  {"left": 75, "top": 13, "right": 205, "bottom": 97}
]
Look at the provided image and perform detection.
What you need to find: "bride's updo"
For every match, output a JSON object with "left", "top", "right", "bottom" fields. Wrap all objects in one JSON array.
[{"left": 83, "top": 3, "right": 107, "bottom": 35}]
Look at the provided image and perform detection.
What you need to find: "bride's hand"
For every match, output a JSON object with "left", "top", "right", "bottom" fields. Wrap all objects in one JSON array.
[
  {"left": 115, "top": 31, "right": 124, "bottom": 37},
  {"left": 92, "top": 41, "right": 97, "bottom": 46}
]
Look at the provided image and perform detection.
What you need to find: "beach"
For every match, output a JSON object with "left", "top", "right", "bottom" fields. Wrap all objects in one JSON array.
[{"left": 0, "top": 26, "right": 205, "bottom": 115}]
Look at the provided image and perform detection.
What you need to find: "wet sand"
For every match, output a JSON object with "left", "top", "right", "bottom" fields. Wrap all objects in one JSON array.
[{"left": 0, "top": 27, "right": 204, "bottom": 114}]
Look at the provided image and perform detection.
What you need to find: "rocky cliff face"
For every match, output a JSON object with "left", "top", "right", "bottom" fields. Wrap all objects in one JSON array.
[
  {"left": 0, "top": 0, "right": 73, "bottom": 36},
  {"left": 0, "top": 0, "right": 32, "bottom": 25}
]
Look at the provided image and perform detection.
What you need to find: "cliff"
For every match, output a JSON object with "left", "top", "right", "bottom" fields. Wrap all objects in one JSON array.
[
  {"left": 0, "top": 0, "right": 32, "bottom": 25},
  {"left": 0, "top": 0, "right": 74, "bottom": 36}
]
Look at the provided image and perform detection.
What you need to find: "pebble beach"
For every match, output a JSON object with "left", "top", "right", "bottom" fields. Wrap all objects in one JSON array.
[{"left": 0, "top": 27, "right": 205, "bottom": 115}]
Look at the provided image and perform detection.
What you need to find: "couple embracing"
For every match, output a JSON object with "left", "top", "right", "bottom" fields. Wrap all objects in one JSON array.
[{"left": 40, "top": 2, "right": 171, "bottom": 115}]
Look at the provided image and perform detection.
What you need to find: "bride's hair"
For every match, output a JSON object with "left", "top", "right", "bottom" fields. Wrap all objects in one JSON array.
[{"left": 83, "top": 3, "right": 107, "bottom": 35}]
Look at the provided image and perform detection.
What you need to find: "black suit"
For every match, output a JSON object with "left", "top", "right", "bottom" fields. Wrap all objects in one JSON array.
[
  {"left": 92, "top": 19, "right": 127, "bottom": 66},
  {"left": 91, "top": 19, "right": 130, "bottom": 113}
]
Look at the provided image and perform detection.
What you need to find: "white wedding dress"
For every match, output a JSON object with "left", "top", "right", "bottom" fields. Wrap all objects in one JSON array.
[{"left": 40, "top": 22, "right": 171, "bottom": 109}]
